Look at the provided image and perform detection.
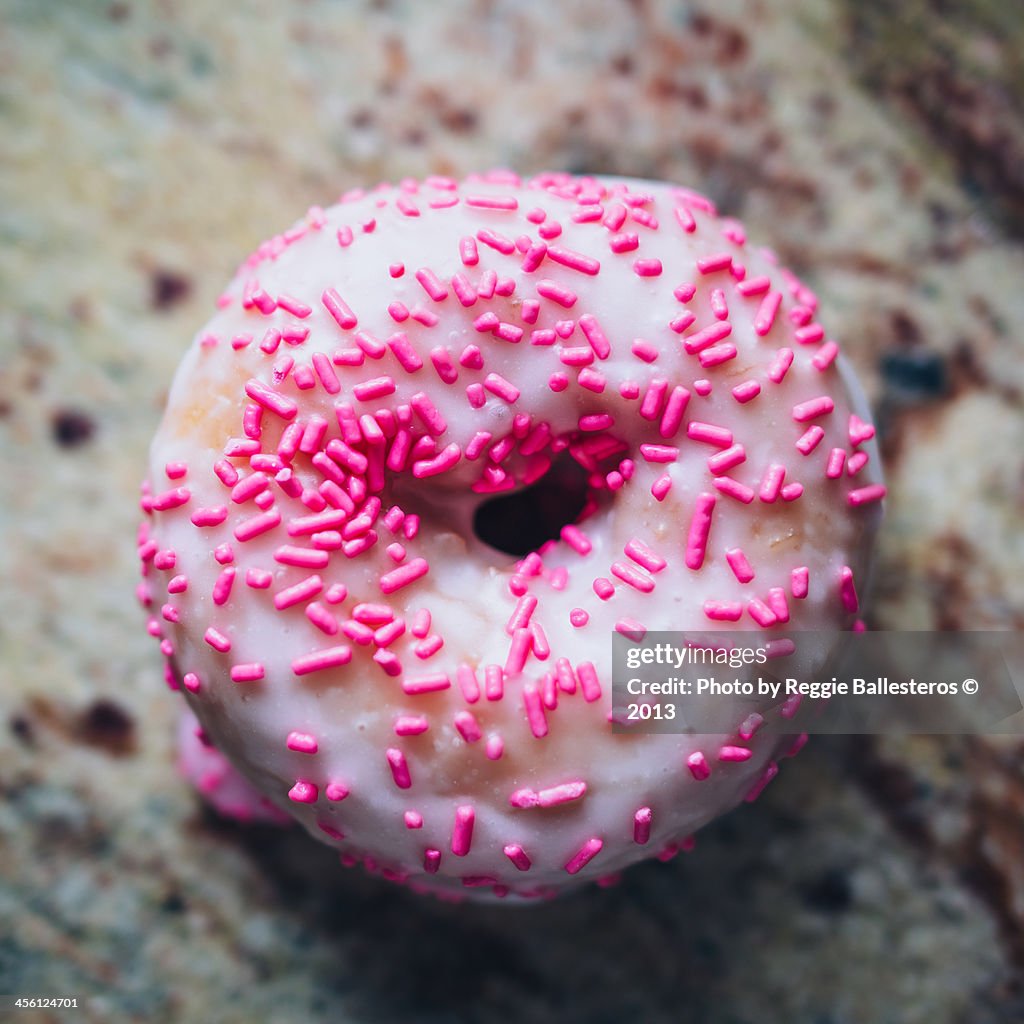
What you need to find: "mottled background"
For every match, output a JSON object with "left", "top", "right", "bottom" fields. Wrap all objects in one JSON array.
[{"left": 3, "top": 1, "right": 1024, "bottom": 1021}]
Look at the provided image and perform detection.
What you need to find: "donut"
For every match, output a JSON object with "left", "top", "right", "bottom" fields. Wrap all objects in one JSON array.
[{"left": 137, "top": 170, "right": 884, "bottom": 901}]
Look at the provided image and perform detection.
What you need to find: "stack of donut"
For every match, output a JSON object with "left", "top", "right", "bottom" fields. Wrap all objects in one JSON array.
[{"left": 138, "top": 171, "right": 884, "bottom": 900}]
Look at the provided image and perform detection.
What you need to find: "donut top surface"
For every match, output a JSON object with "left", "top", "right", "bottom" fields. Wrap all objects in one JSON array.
[{"left": 139, "top": 170, "right": 883, "bottom": 897}]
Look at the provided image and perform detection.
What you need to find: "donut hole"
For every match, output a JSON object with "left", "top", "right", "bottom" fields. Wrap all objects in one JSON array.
[{"left": 473, "top": 453, "right": 592, "bottom": 557}]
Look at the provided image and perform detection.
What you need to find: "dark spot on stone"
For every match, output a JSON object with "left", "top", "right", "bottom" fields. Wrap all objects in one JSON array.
[
  {"left": 350, "top": 107, "right": 374, "bottom": 130},
  {"left": 9, "top": 715, "right": 34, "bottom": 747},
  {"left": 0, "top": 399, "right": 11, "bottom": 418},
  {"left": 52, "top": 408, "right": 96, "bottom": 448},
  {"left": 151, "top": 269, "right": 192, "bottom": 311},
  {"left": 438, "top": 106, "right": 478, "bottom": 135},
  {"left": 849, "top": 739, "right": 933, "bottom": 850},
  {"left": 611, "top": 53, "right": 634, "bottom": 76},
  {"left": 161, "top": 891, "right": 186, "bottom": 914},
  {"left": 801, "top": 869, "right": 853, "bottom": 913},
  {"left": 76, "top": 699, "right": 136, "bottom": 756},
  {"left": 889, "top": 309, "right": 922, "bottom": 346},
  {"left": 879, "top": 349, "right": 948, "bottom": 402},
  {"left": 402, "top": 125, "right": 426, "bottom": 146}
]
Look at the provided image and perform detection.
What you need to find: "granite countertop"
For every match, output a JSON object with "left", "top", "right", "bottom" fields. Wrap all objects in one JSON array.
[{"left": 3, "top": 1, "right": 1024, "bottom": 1021}]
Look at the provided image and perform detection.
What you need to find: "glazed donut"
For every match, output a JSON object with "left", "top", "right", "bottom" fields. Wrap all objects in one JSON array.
[{"left": 138, "top": 171, "right": 884, "bottom": 900}]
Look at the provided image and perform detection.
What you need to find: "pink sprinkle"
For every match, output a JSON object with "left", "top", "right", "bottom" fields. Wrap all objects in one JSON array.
[
  {"left": 379, "top": 558, "right": 429, "bottom": 594},
  {"left": 687, "top": 751, "right": 711, "bottom": 780},
  {"left": 767, "top": 587, "right": 790, "bottom": 623},
  {"left": 191, "top": 506, "right": 228, "bottom": 528},
  {"left": 522, "top": 683, "right": 548, "bottom": 738},
  {"left": 547, "top": 245, "right": 600, "bottom": 276},
  {"left": 791, "top": 566, "right": 809, "bottom": 599},
  {"left": 759, "top": 464, "right": 786, "bottom": 503},
  {"left": 795, "top": 323, "right": 824, "bottom": 345},
  {"left": 780, "top": 482, "right": 804, "bottom": 501},
  {"left": 713, "top": 476, "right": 755, "bottom": 504},
  {"left": 710, "top": 288, "right": 729, "bottom": 320},
  {"left": 726, "top": 547, "right": 755, "bottom": 583},
  {"left": 609, "top": 232, "right": 639, "bottom": 253},
  {"left": 849, "top": 414, "right": 876, "bottom": 446},
  {"left": 732, "top": 380, "right": 761, "bottom": 404},
  {"left": 454, "top": 711, "right": 482, "bottom": 743},
  {"left": 735, "top": 274, "right": 769, "bottom": 296},
  {"left": 231, "top": 662, "right": 264, "bottom": 683},
  {"left": 287, "top": 731, "right": 318, "bottom": 754},
  {"left": 652, "top": 473, "right": 672, "bottom": 501},
  {"left": 212, "top": 567, "right": 236, "bottom": 606},
  {"left": 699, "top": 342, "right": 737, "bottom": 368},
  {"left": 683, "top": 320, "right": 731, "bottom": 355},
  {"left": 766, "top": 347, "right": 794, "bottom": 384},
  {"left": 577, "top": 661, "right": 602, "bottom": 702},
  {"left": 747, "top": 599, "right": 778, "bottom": 628},
  {"left": 246, "top": 568, "right": 272, "bottom": 589},
  {"left": 631, "top": 339, "right": 659, "bottom": 363},
  {"left": 483, "top": 373, "right": 520, "bottom": 403},
  {"left": 387, "top": 332, "right": 424, "bottom": 373},
  {"left": 826, "top": 448, "right": 847, "bottom": 479},
  {"left": 288, "top": 780, "right": 318, "bottom": 804},
  {"left": 477, "top": 228, "right": 516, "bottom": 254},
  {"left": 578, "top": 314, "right": 611, "bottom": 360},
  {"left": 565, "top": 837, "right": 603, "bottom": 875},
  {"left": 707, "top": 444, "right": 747, "bottom": 475},
  {"left": 579, "top": 413, "right": 614, "bottom": 432},
  {"left": 703, "top": 600, "right": 743, "bottom": 622},
  {"left": 659, "top": 386, "right": 691, "bottom": 438},
  {"left": 454, "top": 663, "right": 477, "bottom": 704},
  {"left": 505, "top": 628, "right": 533, "bottom": 675},
  {"left": 625, "top": 538, "right": 667, "bottom": 572},
  {"left": 813, "top": 341, "right": 839, "bottom": 371},
  {"left": 687, "top": 421, "right": 733, "bottom": 448},
  {"left": 414, "top": 267, "right": 449, "bottom": 302},
  {"left": 639, "top": 444, "right": 678, "bottom": 464},
  {"left": 612, "top": 561, "right": 655, "bottom": 593},
  {"left": 322, "top": 288, "right": 358, "bottom": 330},
  {"left": 386, "top": 748, "right": 412, "bottom": 789},
  {"left": 504, "top": 844, "right": 532, "bottom": 871},
  {"left": 458, "top": 235, "right": 480, "bottom": 266},
  {"left": 669, "top": 310, "right": 697, "bottom": 334},
  {"left": 839, "top": 565, "right": 859, "bottom": 612},
  {"left": 697, "top": 252, "right": 733, "bottom": 275},
  {"left": 719, "top": 745, "right": 753, "bottom": 763},
  {"left": 753, "top": 291, "right": 782, "bottom": 336},
  {"left": 634, "top": 807, "right": 652, "bottom": 845},
  {"left": 633, "top": 258, "right": 663, "bottom": 277},
  {"left": 402, "top": 672, "right": 450, "bottom": 696},
  {"left": 204, "top": 627, "right": 231, "bottom": 653},
  {"left": 570, "top": 608, "right": 589, "bottom": 628},
  {"left": 848, "top": 483, "right": 887, "bottom": 507},
  {"left": 792, "top": 396, "right": 835, "bottom": 422},
  {"left": 404, "top": 811, "right": 423, "bottom": 829},
  {"left": 685, "top": 493, "right": 716, "bottom": 570},
  {"left": 234, "top": 508, "right": 281, "bottom": 543},
  {"left": 274, "top": 575, "right": 323, "bottom": 611},
  {"left": 796, "top": 425, "right": 826, "bottom": 456},
  {"left": 848, "top": 450, "right": 869, "bottom": 475},
  {"left": 291, "top": 646, "right": 352, "bottom": 675},
  {"left": 451, "top": 805, "right": 475, "bottom": 856},
  {"left": 640, "top": 378, "right": 668, "bottom": 421},
  {"left": 353, "top": 376, "right": 397, "bottom": 402},
  {"left": 593, "top": 577, "right": 615, "bottom": 600}
]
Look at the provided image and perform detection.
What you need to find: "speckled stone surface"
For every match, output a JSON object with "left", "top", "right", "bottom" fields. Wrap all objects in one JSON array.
[{"left": 3, "top": 1, "right": 1024, "bottom": 1021}]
